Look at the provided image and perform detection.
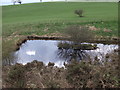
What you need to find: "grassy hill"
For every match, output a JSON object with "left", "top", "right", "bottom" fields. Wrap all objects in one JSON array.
[
  {"left": 2, "top": 2, "right": 118, "bottom": 37},
  {"left": 3, "top": 2, "right": 118, "bottom": 24}
]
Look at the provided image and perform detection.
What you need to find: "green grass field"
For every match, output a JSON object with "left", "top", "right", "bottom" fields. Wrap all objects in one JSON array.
[
  {"left": 3, "top": 2, "right": 118, "bottom": 24},
  {"left": 2, "top": 2, "right": 118, "bottom": 60},
  {"left": 3, "top": 2, "right": 118, "bottom": 37}
]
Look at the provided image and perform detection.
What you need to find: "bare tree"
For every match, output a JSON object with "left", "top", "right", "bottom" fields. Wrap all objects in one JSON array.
[
  {"left": 17, "top": 0, "right": 22, "bottom": 4},
  {"left": 12, "top": 0, "right": 22, "bottom": 5},
  {"left": 12, "top": 0, "right": 16, "bottom": 5}
]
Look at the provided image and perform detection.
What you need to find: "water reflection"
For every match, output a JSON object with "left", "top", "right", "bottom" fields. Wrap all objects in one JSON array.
[
  {"left": 57, "top": 48, "right": 90, "bottom": 62},
  {"left": 15, "top": 40, "right": 66, "bottom": 67},
  {"left": 11, "top": 40, "right": 118, "bottom": 67}
]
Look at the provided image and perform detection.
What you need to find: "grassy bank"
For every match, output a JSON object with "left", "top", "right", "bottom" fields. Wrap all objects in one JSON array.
[
  {"left": 3, "top": 2, "right": 118, "bottom": 24},
  {"left": 2, "top": 2, "right": 118, "bottom": 61}
]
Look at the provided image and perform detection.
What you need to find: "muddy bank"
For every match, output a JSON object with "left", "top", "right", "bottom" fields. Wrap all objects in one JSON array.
[
  {"left": 27, "top": 35, "right": 119, "bottom": 44},
  {"left": 15, "top": 35, "right": 119, "bottom": 51}
]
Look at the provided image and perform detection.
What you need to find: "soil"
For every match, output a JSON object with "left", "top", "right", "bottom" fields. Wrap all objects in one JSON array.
[{"left": 88, "top": 26, "right": 100, "bottom": 31}]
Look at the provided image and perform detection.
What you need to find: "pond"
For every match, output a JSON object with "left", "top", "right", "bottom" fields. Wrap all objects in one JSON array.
[{"left": 13, "top": 40, "right": 118, "bottom": 67}]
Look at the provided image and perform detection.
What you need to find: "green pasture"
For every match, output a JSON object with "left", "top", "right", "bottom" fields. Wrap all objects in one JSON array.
[
  {"left": 2, "top": 2, "right": 118, "bottom": 37},
  {"left": 3, "top": 2, "right": 118, "bottom": 24}
]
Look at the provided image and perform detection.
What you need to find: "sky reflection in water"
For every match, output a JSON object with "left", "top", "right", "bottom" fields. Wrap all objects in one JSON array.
[{"left": 15, "top": 40, "right": 118, "bottom": 67}]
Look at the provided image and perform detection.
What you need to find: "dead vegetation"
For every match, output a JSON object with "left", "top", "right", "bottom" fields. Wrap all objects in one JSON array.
[
  {"left": 2, "top": 51, "right": 120, "bottom": 88},
  {"left": 64, "top": 25, "right": 95, "bottom": 43},
  {"left": 2, "top": 60, "right": 70, "bottom": 88},
  {"left": 65, "top": 51, "right": 119, "bottom": 88}
]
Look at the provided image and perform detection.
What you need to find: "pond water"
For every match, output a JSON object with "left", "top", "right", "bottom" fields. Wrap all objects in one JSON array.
[{"left": 14, "top": 40, "right": 118, "bottom": 67}]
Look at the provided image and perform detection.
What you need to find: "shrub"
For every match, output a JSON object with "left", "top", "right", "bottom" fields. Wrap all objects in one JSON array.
[
  {"left": 66, "top": 60, "right": 92, "bottom": 88},
  {"left": 74, "top": 10, "right": 83, "bottom": 17},
  {"left": 65, "top": 52, "right": 120, "bottom": 88},
  {"left": 58, "top": 25, "right": 95, "bottom": 61},
  {"left": 64, "top": 25, "right": 94, "bottom": 43}
]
